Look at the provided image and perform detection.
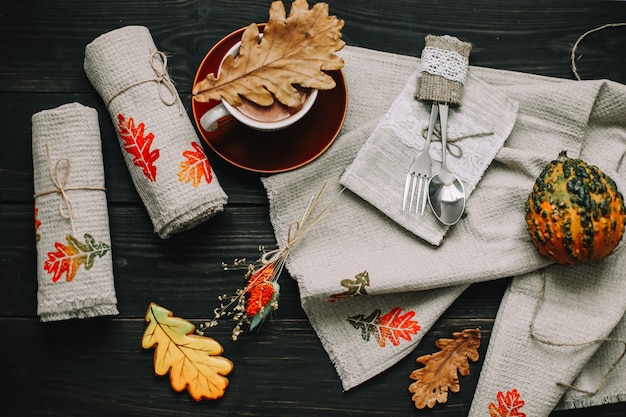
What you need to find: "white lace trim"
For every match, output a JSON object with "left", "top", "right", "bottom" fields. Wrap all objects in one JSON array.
[
  {"left": 421, "top": 46, "right": 469, "bottom": 84},
  {"left": 378, "top": 70, "right": 499, "bottom": 187}
]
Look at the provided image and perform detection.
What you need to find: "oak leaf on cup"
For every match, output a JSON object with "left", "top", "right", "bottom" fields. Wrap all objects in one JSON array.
[{"left": 192, "top": 0, "right": 345, "bottom": 108}]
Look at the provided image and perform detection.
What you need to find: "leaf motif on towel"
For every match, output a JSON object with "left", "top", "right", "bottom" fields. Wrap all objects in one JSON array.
[
  {"left": 34, "top": 201, "right": 41, "bottom": 242},
  {"left": 116, "top": 113, "right": 160, "bottom": 181},
  {"left": 347, "top": 307, "right": 420, "bottom": 347},
  {"left": 142, "top": 302, "right": 234, "bottom": 401},
  {"left": 44, "top": 233, "right": 110, "bottom": 282},
  {"left": 488, "top": 388, "right": 526, "bottom": 417},
  {"left": 178, "top": 142, "right": 213, "bottom": 187},
  {"left": 329, "top": 270, "right": 369, "bottom": 302},
  {"left": 409, "top": 328, "right": 481, "bottom": 409}
]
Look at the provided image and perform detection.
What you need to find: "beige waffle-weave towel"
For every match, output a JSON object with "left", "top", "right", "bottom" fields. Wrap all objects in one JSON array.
[
  {"left": 33, "top": 102, "right": 118, "bottom": 322},
  {"left": 262, "top": 46, "right": 626, "bottom": 409},
  {"left": 84, "top": 26, "right": 227, "bottom": 239}
]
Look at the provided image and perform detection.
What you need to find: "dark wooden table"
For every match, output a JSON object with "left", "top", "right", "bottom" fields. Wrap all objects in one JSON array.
[{"left": 2, "top": 1, "right": 625, "bottom": 416}]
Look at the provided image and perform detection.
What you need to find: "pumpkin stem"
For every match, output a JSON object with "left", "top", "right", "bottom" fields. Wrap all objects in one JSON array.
[{"left": 557, "top": 150, "right": 569, "bottom": 161}]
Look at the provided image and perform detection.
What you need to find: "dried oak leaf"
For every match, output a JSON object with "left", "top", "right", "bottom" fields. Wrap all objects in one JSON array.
[
  {"left": 408, "top": 328, "right": 481, "bottom": 409},
  {"left": 192, "top": 0, "right": 345, "bottom": 108},
  {"left": 142, "top": 303, "right": 234, "bottom": 401}
]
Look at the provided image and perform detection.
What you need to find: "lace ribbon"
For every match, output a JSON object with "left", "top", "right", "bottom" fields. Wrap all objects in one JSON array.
[
  {"left": 33, "top": 144, "right": 106, "bottom": 237},
  {"left": 421, "top": 46, "right": 469, "bottom": 84},
  {"left": 105, "top": 50, "right": 183, "bottom": 115}
]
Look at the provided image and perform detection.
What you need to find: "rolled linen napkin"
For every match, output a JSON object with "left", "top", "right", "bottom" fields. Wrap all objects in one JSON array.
[
  {"left": 468, "top": 257, "right": 626, "bottom": 417},
  {"left": 262, "top": 45, "right": 626, "bottom": 409},
  {"left": 33, "top": 102, "right": 118, "bottom": 322},
  {"left": 84, "top": 26, "right": 227, "bottom": 239}
]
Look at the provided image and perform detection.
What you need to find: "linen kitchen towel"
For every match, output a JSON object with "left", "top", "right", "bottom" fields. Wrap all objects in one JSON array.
[
  {"left": 262, "top": 45, "right": 626, "bottom": 406},
  {"left": 84, "top": 26, "right": 228, "bottom": 239},
  {"left": 468, "top": 254, "right": 626, "bottom": 417},
  {"left": 32, "top": 102, "right": 118, "bottom": 322},
  {"left": 556, "top": 313, "right": 626, "bottom": 410}
]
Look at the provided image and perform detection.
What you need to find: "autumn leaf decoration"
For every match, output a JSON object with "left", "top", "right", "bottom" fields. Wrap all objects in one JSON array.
[
  {"left": 117, "top": 113, "right": 160, "bottom": 181},
  {"left": 192, "top": 0, "right": 345, "bottom": 108},
  {"left": 142, "top": 303, "right": 234, "bottom": 401},
  {"left": 44, "top": 233, "right": 110, "bottom": 283},
  {"left": 200, "top": 181, "right": 341, "bottom": 340},
  {"left": 329, "top": 270, "right": 370, "bottom": 302},
  {"left": 408, "top": 328, "right": 481, "bottom": 409},
  {"left": 488, "top": 389, "right": 526, "bottom": 417},
  {"left": 178, "top": 142, "right": 213, "bottom": 188},
  {"left": 34, "top": 201, "right": 41, "bottom": 242},
  {"left": 347, "top": 307, "right": 420, "bottom": 348}
]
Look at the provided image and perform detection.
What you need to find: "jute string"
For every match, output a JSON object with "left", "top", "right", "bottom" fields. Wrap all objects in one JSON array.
[
  {"left": 260, "top": 182, "right": 344, "bottom": 267},
  {"left": 571, "top": 23, "right": 626, "bottom": 81},
  {"left": 420, "top": 126, "right": 494, "bottom": 158},
  {"left": 33, "top": 143, "right": 106, "bottom": 237},
  {"left": 530, "top": 269, "right": 626, "bottom": 395},
  {"left": 105, "top": 49, "right": 184, "bottom": 115}
]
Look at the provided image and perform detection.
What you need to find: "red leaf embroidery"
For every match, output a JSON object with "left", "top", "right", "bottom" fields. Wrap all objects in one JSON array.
[
  {"left": 488, "top": 389, "right": 526, "bottom": 417},
  {"left": 44, "top": 234, "right": 110, "bottom": 282},
  {"left": 117, "top": 114, "right": 160, "bottom": 181},
  {"left": 34, "top": 201, "right": 41, "bottom": 242},
  {"left": 347, "top": 307, "right": 420, "bottom": 347},
  {"left": 178, "top": 142, "right": 213, "bottom": 187}
]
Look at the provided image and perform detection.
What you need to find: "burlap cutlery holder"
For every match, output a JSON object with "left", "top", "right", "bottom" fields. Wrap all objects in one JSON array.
[
  {"left": 84, "top": 26, "right": 228, "bottom": 239},
  {"left": 32, "top": 102, "right": 118, "bottom": 322}
]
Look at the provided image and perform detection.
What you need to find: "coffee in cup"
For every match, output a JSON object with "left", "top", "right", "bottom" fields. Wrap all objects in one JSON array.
[{"left": 199, "top": 40, "right": 318, "bottom": 132}]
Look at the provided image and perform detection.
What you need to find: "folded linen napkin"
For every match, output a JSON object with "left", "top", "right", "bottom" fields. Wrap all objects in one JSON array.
[
  {"left": 32, "top": 102, "right": 118, "bottom": 322},
  {"left": 84, "top": 26, "right": 228, "bottom": 239},
  {"left": 340, "top": 66, "right": 518, "bottom": 245},
  {"left": 262, "top": 45, "right": 626, "bottom": 410}
]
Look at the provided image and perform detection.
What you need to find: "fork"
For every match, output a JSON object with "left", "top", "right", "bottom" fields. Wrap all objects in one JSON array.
[{"left": 402, "top": 102, "right": 439, "bottom": 214}]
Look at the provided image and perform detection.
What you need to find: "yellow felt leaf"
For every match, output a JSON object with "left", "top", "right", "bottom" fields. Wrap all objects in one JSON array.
[
  {"left": 142, "top": 302, "right": 234, "bottom": 401},
  {"left": 192, "top": 0, "right": 345, "bottom": 108},
  {"left": 408, "top": 328, "right": 481, "bottom": 409}
]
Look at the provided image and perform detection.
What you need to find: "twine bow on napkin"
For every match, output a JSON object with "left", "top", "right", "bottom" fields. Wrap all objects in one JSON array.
[
  {"left": 33, "top": 144, "right": 106, "bottom": 238},
  {"left": 105, "top": 50, "right": 183, "bottom": 115}
]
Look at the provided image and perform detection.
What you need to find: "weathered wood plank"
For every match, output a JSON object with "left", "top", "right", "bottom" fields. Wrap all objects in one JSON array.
[{"left": 2, "top": 0, "right": 626, "bottom": 416}]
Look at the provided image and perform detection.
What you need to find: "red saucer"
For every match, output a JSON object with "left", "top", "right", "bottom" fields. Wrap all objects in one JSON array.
[{"left": 192, "top": 25, "right": 348, "bottom": 174}]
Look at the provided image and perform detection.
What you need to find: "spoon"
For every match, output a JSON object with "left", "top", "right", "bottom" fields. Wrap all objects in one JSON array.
[{"left": 427, "top": 103, "right": 466, "bottom": 225}]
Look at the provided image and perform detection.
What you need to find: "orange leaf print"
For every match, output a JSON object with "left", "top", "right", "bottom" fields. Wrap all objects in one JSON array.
[
  {"left": 347, "top": 307, "right": 420, "bottom": 348},
  {"left": 44, "top": 234, "right": 110, "bottom": 282},
  {"left": 142, "top": 303, "right": 233, "bottom": 401},
  {"left": 488, "top": 389, "right": 526, "bottom": 417},
  {"left": 178, "top": 142, "right": 213, "bottom": 188},
  {"left": 117, "top": 113, "right": 160, "bottom": 181},
  {"left": 34, "top": 201, "right": 41, "bottom": 242}
]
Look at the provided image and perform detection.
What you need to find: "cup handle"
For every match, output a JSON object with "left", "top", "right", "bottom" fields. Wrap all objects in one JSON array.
[{"left": 199, "top": 103, "right": 230, "bottom": 132}]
